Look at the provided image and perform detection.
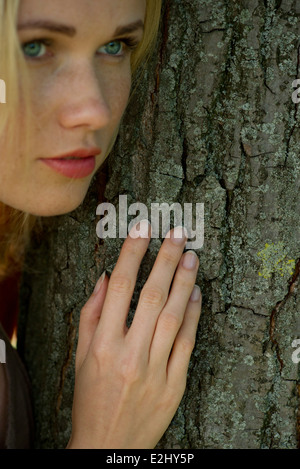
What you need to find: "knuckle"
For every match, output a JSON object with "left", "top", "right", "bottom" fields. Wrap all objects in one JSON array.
[
  {"left": 140, "top": 285, "right": 166, "bottom": 308},
  {"left": 90, "top": 337, "right": 111, "bottom": 363},
  {"left": 161, "top": 310, "right": 182, "bottom": 330},
  {"left": 179, "top": 336, "right": 196, "bottom": 354},
  {"left": 109, "top": 273, "right": 132, "bottom": 295},
  {"left": 160, "top": 248, "right": 177, "bottom": 265},
  {"left": 120, "top": 355, "right": 142, "bottom": 384},
  {"left": 177, "top": 271, "right": 195, "bottom": 290},
  {"left": 122, "top": 239, "right": 140, "bottom": 256}
]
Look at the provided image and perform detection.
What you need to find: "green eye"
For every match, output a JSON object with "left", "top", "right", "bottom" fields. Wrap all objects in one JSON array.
[
  {"left": 22, "top": 41, "right": 46, "bottom": 58},
  {"left": 100, "top": 41, "right": 123, "bottom": 56}
]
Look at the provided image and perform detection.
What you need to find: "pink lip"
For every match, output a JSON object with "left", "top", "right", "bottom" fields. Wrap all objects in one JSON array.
[{"left": 40, "top": 148, "right": 101, "bottom": 179}]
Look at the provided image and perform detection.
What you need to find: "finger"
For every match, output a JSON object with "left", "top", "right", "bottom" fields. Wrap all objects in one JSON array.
[
  {"left": 149, "top": 251, "right": 199, "bottom": 367},
  {"left": 96, "top": 220, "right": 151, "bottom": 339},
  {"left": 127, "top": 227, "right": 188, "bottom": 351},
  {"left": 76, "top": 271, "right": 108, "bottom": 371},
  {"left": 167, "top": 285, "right": 202, "bottom": 387}
]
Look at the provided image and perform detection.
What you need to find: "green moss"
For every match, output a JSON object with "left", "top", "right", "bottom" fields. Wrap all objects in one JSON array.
[{"left": 257, "top": 242, "right": 295, "bottom": 279}]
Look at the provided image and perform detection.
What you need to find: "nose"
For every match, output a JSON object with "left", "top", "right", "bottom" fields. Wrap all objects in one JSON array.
[{"left": 57, "top": 62, "right": 112, "bottom": 131}]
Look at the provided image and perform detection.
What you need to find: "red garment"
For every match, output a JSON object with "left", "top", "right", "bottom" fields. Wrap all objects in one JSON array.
[{"left": 0, "top": 273, "right": 20, "bottom": 340}]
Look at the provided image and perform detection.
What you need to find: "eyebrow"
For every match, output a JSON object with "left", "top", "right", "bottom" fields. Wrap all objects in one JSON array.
[{"left": 17, "top": 19, "right": 144, "bottom": 38}]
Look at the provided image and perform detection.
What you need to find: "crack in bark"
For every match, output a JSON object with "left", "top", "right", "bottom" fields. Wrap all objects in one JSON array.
[
  {"left": 268, "top": 258, "right": 300, "bottom": 373},
  {"left": 248, "top": 151, "right": 274, "bottom": 159},
  {"left": 231, "top": 304, "right": 268, "bottom": 318},
  {"left": 261, "top": 253, "right": 299, "bottom": 447},
  {"left": 217, "top": 139, "right": 250, "bottom": 315},
  {"left": 200, "top": 28, "right": 226, "bottom": 34},
  {"left": 284, "top": 43, "right": 300, "bottom": 167},
  {"left": 269, "top": 304, "right": 285, "bottom": 373},
  {"left": 153, "top": 0, "right": 170, "bottom": 98},
  {"left": 259, "top": 0, "right": 283, "bottom": 100},
  {"left": 55, "top": 310, "right": 76, "bottom": 419},
  {"left": 156, "top": 170, "right": 184, "bottom": 181},
  {"left": 297, "top": 383, "right": 300, "bottom": 449}
]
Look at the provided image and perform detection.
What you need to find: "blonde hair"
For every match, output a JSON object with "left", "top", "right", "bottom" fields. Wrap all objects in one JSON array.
[{"left": 0, "top": 0, "right": 162, "bottom": 280}]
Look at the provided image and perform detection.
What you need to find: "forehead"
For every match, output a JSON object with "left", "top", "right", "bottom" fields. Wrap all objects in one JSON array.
[{"left": 18, "top": 0, "right": 146, "bottom": 33}]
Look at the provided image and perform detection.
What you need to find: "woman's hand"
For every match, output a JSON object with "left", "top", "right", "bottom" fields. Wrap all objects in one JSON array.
[{"left": 67, "top": 220, "right": 202, "bottom": 449}]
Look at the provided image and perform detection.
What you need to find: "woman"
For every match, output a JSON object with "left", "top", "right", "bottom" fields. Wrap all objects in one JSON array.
[{"left": 0, "top": 0, "right": 202, "bottom": 449}]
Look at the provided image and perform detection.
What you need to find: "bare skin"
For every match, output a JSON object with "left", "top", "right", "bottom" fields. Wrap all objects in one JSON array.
[{"left": 68, "top": 223, "right": 201, "bottom": 449}]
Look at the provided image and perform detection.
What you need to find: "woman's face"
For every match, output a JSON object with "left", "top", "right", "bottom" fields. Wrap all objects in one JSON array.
[{"left": 0, "top": 0, "right": 146, "bottom": 216}]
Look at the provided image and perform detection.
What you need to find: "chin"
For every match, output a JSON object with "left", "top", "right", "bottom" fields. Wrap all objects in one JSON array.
[
  {"left": 25, "top": 191, "right": 88, "bottom": 217},
  {"left": 32, "top": 200, "right": 85, "bottom": 217},
  {"left": 0, "top": 177, "right": 92, "bottom": 217}
]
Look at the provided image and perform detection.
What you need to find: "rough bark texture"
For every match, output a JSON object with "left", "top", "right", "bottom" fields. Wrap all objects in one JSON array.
[{"left": 18, "top": 0, "right": 300, "bottom": 449}]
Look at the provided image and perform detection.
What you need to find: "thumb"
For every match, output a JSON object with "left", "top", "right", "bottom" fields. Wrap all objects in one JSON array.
[{"left": 75, "top": 271, "right": 108, "bottom": 371}]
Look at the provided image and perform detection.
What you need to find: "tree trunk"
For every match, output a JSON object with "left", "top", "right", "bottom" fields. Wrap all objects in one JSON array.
[{"left": 18, "top": 0, "right": 300, "bottom": 449}]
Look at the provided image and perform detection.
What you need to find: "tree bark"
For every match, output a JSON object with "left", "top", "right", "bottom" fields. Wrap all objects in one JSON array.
[{"left": 18, "top": 0, "right": 300, "bottom": 449}]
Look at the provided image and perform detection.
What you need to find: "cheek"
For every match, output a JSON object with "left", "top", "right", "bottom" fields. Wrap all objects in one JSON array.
[{"left": 18, "top": 72, "right": 54, "bottom": 135}]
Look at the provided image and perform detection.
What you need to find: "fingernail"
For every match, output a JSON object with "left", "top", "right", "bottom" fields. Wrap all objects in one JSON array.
[
  {"left": 93, "top": 270, "right": 106, "bottom": 294},
  {"left": 183, "top": 250, "right": 198, "bottom": 269},
  {"left": 170, "top": 226, "right": 188, "bottom": 245},
  {"left": 190, "top": 285, "right": 201, "bottom": 302},
  {"left": 128, "top": 219, "right": 151, "bottom": 239}
]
